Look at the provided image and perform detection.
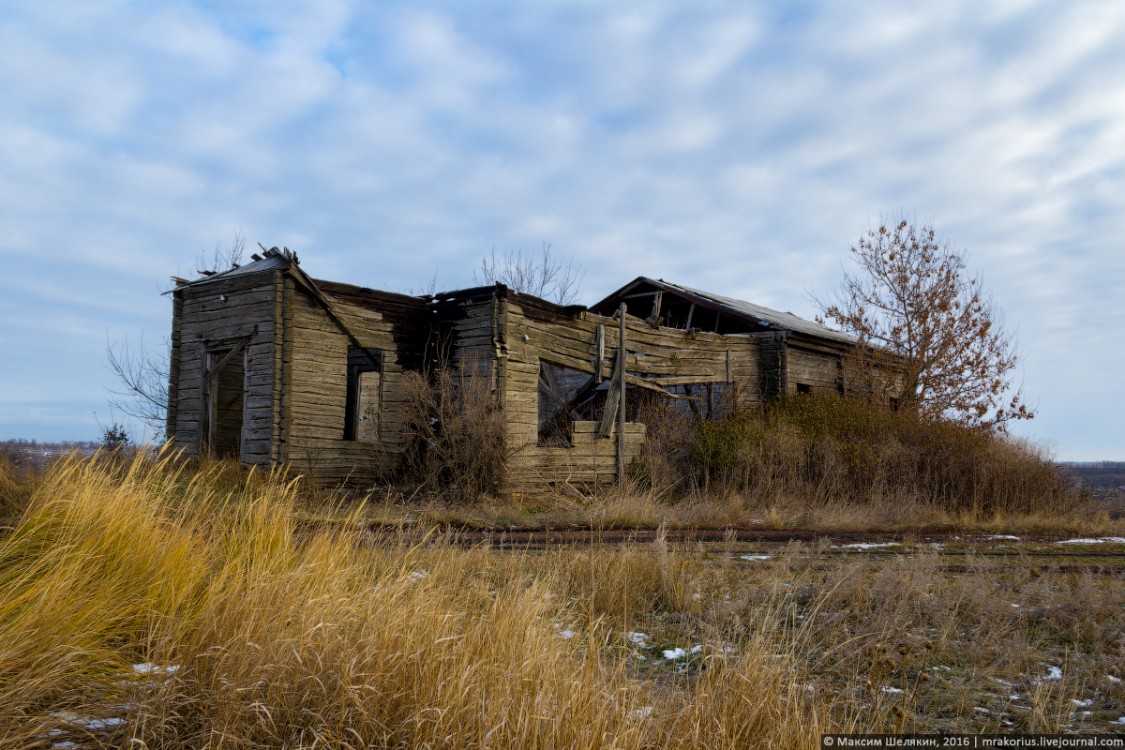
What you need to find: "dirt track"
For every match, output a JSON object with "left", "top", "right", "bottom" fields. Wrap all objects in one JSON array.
[{"left": 360, "top": 525, "right": 1122, "bottom": 549}]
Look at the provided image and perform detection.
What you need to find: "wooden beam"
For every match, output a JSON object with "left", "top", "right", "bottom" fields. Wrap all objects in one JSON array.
[
  {"left": 594, "top": 323, "right": 604, "bottom": 384},
  {"left": 617, "top": 302, "right": 626, "bottom": 482},
  {"left": 597, "top": 355, "right": 620, "bottom": 438}
]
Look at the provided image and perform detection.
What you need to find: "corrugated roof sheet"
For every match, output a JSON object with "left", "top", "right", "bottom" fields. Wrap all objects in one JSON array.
[
  {"left": 177, "top": 254, "right": 290, "bottom": 287},
  {"left": 645, "top": 277, "right": 856, "bottom": 345}
]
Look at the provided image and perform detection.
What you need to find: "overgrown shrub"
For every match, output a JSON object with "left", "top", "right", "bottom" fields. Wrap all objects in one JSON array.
[
  {"left": 686, "top": 393, "right": 1076, "bottom": 514},
  {"left": 399, "top": 365, "right": 508, "bottom": 503}
]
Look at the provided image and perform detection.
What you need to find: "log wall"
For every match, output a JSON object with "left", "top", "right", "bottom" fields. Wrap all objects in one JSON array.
[
  {"left": 786, "top": 344, "right": 843, "bottom": 394},
  {"left": 497, "top": 295, "right": 761, "bottom": 490},
  {"left": 281, "top": 278, "right": 425, "bottom": 485},
  {"left": 168, "top": 270, "right": 280, "bottom": 463}
]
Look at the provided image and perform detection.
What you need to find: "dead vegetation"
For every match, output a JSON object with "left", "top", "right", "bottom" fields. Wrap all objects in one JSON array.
[
  {"left": 344, "top": 387, "right": 1089, "bottom": 533},
  {"left": 0, "top": 454, "right": 1121, "bottom": 748}
]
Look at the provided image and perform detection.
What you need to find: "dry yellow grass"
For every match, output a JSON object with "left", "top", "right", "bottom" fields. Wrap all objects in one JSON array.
[{"left": 1, "top": 454, "right": 1121, "bottom": 748}]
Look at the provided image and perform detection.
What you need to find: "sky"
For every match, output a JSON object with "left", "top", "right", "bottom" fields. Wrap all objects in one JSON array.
[{"left": 1, "top": 0, "right": 1123, "bottom": 460}]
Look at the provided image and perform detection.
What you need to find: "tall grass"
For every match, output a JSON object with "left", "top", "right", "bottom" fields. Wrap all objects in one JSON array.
[{"left": 0, "top": 453, "right": 840, "bottom": 749}]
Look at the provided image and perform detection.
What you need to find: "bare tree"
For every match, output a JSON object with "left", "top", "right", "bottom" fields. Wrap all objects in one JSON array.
[
  {"left": 473, "top": 242, "right": 583, "bottom": 305},
  {"left": 196, "top": 229, "right": 246, "bottom": 276},
  {"left": 817, "top": 217, "right": 1033, "bottom": 429},
  {"left": 105, "top": 334, "right": 170, "bottom": 436},
  {"left": 106, "top": 230, "right": 248, "bottom": 437}
]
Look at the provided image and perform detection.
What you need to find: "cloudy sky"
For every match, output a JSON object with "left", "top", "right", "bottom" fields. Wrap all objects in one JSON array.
[{"left": 1, "top": 0, "right": 1123, "bottom": 460}]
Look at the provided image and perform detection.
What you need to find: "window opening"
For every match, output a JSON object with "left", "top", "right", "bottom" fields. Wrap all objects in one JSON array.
[
  {"left": 345, "top": 347, "right": 383, "bottom": 442},
  {"left": 538, "top": 361, "right": 598, "bottom": 446}
]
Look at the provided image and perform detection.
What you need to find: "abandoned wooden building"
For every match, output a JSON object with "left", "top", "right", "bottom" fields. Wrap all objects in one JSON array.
[{"left": 166, "top": 249, "right": 857, "bottom": 489}]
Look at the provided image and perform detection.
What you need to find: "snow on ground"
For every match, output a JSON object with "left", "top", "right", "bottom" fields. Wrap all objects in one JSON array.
[
  {"left": 628, "top": 632, "right": 649, "bottom": 646},
  {"left": 740, "top": 554, "right": 771, "bottom": 561},
  {"left": 1056, "top": 537, "right": 1125, "bottom": 545},
  {"left": 133, "top": 663, "right": 179, "bottom": 676},
  {"left": 986, "top": 535, "right": 1021, "bottom": 541},
  {"left": 1040, "top": 666, "right": 1064, "bottom": 681},
  {"left": 662, "top": 645, "right": 702, "bottom": 660},
  {"left": 835, "top": 542, "right": 902, "bottom": 550}
]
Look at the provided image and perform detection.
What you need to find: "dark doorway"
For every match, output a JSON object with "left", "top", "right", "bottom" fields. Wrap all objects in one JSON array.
[{"left": 205, "top": 346, "right": 246, "bottom": 458}]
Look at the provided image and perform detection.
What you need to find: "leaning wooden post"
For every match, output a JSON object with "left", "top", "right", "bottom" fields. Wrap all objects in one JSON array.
[{"left": 617, "top": 303, "right": 627, "bottom": 483}]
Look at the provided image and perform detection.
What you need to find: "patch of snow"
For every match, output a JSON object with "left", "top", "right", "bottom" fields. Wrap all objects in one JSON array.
[
  {"left": 1116, "top": 717, "right": 1125, "bottom": 724},
  {"left": 1041, "top": 666, "right": 1063, "bottom": 681},
  {"left": 133, "top": 662, "right": 179, "bottom": 676},
  {"left": 1107, "top": 675, "right": 1122, "bottom": 684},
  {"left": 632, "top": 706, "right": 653, "bottom": 719},
  {"left": 690, "top": 644, "right": 703, "bottom": 655},
  {"left": 1081, "top": 711, "right": 1093, "bottom": 718},
  {"left": 628, "top": 631, "right": 649, "bottom": 646},
  {"left": 932, "top": 666, "right": 952, "bottom": 672},
  {"left": 987, "top": 535, "right": 1021, "bottom": 541},
  {"left": 663, "top": 647, "right": 687, "bottom": 660},
  {"left": 409, "top": 570, "right": 429, "bottom": 581},
  {"left": 740, "top": 554, "right": 772, "bottom": 561},
  {"left": 1011, "top": 603, "right": 1021, "bottom": 608},
  {"left": 1011, "top": 695, "right": 1022, "bottom": 701},
  {"left": 52, "top": 713, "right": 127, "bottom": 731},
  {"left": 836, "top": 542, "right": 902, "bottom": 550},
  {"left": 880, "top": 687, "right": 904, "bottom": 695},
  {"left": 1072, "top": 698, "right": 1094, "bottom": 708},
  {"left": 974, "top": 707, "right": 990, "bottom": 714},
  {"left": 1057, "top": 537, "right": 1125, "bottom": 545},
  {"left": 559, "top": 629, "right": 574, "bottom": 640}
]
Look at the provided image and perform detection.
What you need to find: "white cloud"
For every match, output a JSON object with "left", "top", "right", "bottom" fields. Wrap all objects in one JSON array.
[{"left": 0, "top": 0, "right": 1123, "bottom": 456}]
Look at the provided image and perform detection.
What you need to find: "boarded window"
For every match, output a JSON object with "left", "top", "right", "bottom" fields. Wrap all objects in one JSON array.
[
  {"left": 345, "top": 347, "right": 383, "bottom": 442},
  {"left": 538, "top": 361, "right": 594, "bottom": 447},
  {"left": 796, "top": 383, "right": 812, "bottom": 394}
]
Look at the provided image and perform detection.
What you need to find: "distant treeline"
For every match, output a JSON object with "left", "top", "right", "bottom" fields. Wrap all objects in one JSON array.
[
  {"left": 1059, "top": 462, "right": 1125, "bottom": 493},
  {"left": 1, "top": 439, "right": 100, "bottom": 455}
]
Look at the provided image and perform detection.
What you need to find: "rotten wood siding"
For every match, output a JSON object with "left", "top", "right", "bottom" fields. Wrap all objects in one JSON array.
[
  {"left": 169, "top": 270, "right": 279, "bottom": 463},
  {"left": 280, "top": 278, "right": 427, "bottom": 485},
  {"left": 785, "top": 342, "right": 843, "bottom": 394},
  {"left": 755, "top": 332, "right": 787, "bottom": 401},
  {"left": 499, "top": 293, "right": 760, "bottom": 490}
]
